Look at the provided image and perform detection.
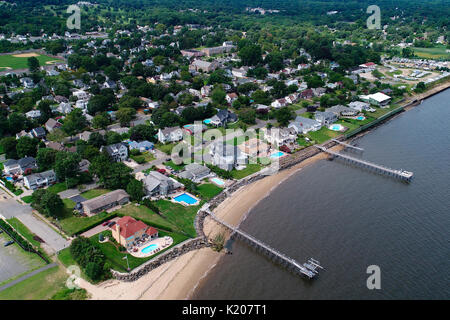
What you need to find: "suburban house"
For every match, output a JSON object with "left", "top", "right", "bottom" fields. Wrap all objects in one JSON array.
[
  {"left": 157, "top": 127, "right": 184, "bottom": 143},
  {"left": 2, "top": 157, "right": 37, "bottom": 175},
  {"left": 189, "top": 60, "right": 219, "bottom": 72},
  {"left": 178, "top": 163, "right": 211, "bottom": 182},
  {"left": 112, "top": 216, "right": 158, "bottom": 248},
  {"left": 25, "top": 110, "right": 41, "bottom": 120},
  {"left": 232, "top": 67, "right": 247, "bottom": 78},
  {"left": 141, "top": 171, "right": 183, "bottom": 197},
  {"left": 359, "top": 62, "right": 377, "bottom": 72},
  {"left": 57, "top": 102, "right": 73, "bottom": 114},
  {"left": 100, "top": 142, "right": 129, "bottom": 162},
  {"left": 238, "top": 138, "right": 270, "bottom": 158},
  {"left": 210, "top": 142, "right": 248, "bottom": 171},
  {"left": 300, "top": 89, "right": 315, "bottom": 99},
  {"left": 288, "top": 116, "right": 322, "bottom": 134},
  {"left": 225, "top": 93, "right": 238, "bottom": 104},
  {"left": 128, "top": 140, "right": 154, "bottom": 152},
  {"left": 261, "top": 127, "right": 298, "bottom": 146},
  {"left": 315, "top": 111, "right": 338, "bottom": 125},
  {"left": 209, "top": 109, "right": 238, "bottom": 126},
  {"left": 81, "top": 189, "right": 130, "bottom": 216},
  {"left": 23, "top": 170, "right": 57, "bottom": 190},
  {"left": 30, "top": 127, "right": 46, "bottom": 139},
  {"left": 45, "top": 118, "right": 62, "bottom": 132},
  {"left": 78, "top": 159, "right": 91, "bottom": 172},
  {"left": 348, "top": 101, "right": 374, "bottom": 112},
  {"left": 328, "top": 105, "right": 359, "bottom": 117},
  {"left": 366, "top": 92, "right": 392, "bottom": 107},
  {"left": 271, "top": 98, "right": 287, "bottom": 109}
]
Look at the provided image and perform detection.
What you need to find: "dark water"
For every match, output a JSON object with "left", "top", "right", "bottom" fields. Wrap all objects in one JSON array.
[{"left": 193, "top": 89, "right": 450, "bottom": 300}]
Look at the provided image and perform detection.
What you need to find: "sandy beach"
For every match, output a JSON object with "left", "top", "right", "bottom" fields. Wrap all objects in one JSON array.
[
  {"left": 77, "top": 82, "right": 450, "bottom": 300},
  {"left": 77, "top": 145, "right": 341, "bottom": 300}
]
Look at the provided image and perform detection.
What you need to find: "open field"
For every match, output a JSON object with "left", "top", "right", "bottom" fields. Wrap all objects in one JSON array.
[
  {"left": 412, "top": 45, "right": 450, "bottom": 60},
  {"left": 0, "top": 53, "right": 63, "bottom": 70}
]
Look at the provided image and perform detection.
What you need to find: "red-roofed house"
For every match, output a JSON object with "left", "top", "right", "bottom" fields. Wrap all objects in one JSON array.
[
  {"left": 112, "top": 216, "right": 158, "bottom": 248},
  {"left": 359, "top": 62, "right": 376, "bottom": 71}
]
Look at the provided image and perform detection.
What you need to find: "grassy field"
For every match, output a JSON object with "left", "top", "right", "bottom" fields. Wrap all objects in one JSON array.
[
  {"left": 130, "top": 152, "right": 155, "bottom": 164},
  {"left": 0, "top": 264, "right": 69, "bottom": 300},
  {"left": 197, "top": 183, "right": 223, "bottom": 200},
  {"left": 47, "top": 182, "right": 68, "bottom": 194},
  {"left": 155, "top": 142, "right": 178, "bottom": 155},
  {"left": 21, "top": 195, "right": 33, "bottom": 203},
  {"left": 80, "top": 188, "right": 111, "bottom": 200},
  {"left": 230, "top": 163, "right": 262, "bottom": 179},
  {"left": 0, "top": 53, "right": 62, "bottom": 70},
  {"left": 412, "top": 45, "right": 450, "bottom": 60},
  {"left": 57, "top": 199, "right": 116, "bottom": 236},
  {"left": 164, "top": 160, "right": 185, "bottom": 171},
  {"left": 114, "top": 204, "right": 177, "bottom": 231},
  {"left": 7, "top": 217, "right": 42, "bottom": 248}
]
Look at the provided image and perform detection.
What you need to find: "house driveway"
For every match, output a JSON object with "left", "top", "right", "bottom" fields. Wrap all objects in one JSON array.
[
  {"left": 0, "top": 198, "right": 69, "bottom": 254},
  {"left": 80, "top": 217, "right": 120, "bottom": 238}
]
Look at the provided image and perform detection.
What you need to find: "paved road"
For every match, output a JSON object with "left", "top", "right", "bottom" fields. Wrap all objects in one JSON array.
[
  {"left": 132, "top": 149, "right": 167, "bottom": 174},
  {"left": 0, "top": 263, "right": 58, "bottom": 292},
  {"left": 0, "top": 198, "right": 69, "bottom": 254}
]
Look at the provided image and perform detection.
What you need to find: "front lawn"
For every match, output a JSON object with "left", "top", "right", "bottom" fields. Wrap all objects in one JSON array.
[
  {"left": 197, "top": 183, "right": 223, "bottom": 200},
  {"left": 164, "top": 160, "right": 185, "bottom": 171},
  {"left": 7, "top": 217, "right": 42, "bottom": 248},
  {"left": 47, "top": 182, "right": 68, "bottom": 194},
  {"left": 56, "top": 199, "right": 116, "bottom": 236},
  {"left": 21, "top": 195, "right": 33, "bottom": 203},
  {"left": 155, "top": 142, "right": 178, "bottom": 155},
  {"left": 130, "top": 151, "right": 155, "bottom": 164},
  {"left": 230, "top": 164, "right": 262, "bottom": 179},
  {"left": 80, "top": 188, "right": 111, "bottom": 200},
  {"left": 307, "top": 126, "right": 342, "bottom": 144},
  {"left": 114, "top": 204, "right": 176, "bottom": 232}
]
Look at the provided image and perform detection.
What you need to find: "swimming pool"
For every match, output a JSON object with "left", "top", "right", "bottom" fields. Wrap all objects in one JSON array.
[
  {"left": 211, "top": 177, "right": 225, "bottom": 186},
  {"left": 174, "top": 193, "right": 199, "bottom": 205},
  {"left": 270, "top": 151, "right": 285, "bottom": 158},
  {"left": 329, "top": 124, "right": 345, "bottom": 131},
  {"left": 183, "top": 124, "right": 193, "bottom": 129},
  {"left": 356, "top": 116, "right": 366, "bottom": 120},
  {"left": 6, "top": 177, "right": 13, "bottom": 182},
  {"left": 141, "top": 243, "right": 158, "bottom": 254},
  {"left": 203, "top": 119, "right": 212, "bottom": 124}
]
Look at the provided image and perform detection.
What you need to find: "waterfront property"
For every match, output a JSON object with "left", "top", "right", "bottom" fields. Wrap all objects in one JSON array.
[
  {"left": 210, "top": 177, "right": 226, "bottom": 187},
  {"left": 328, "top": 124, "right": 347, "bottom": 132},
  {"left": 210, "top": 142, "right": 248, "bottom": 171},
  {"left": 172, "top": 192, "right": 200, "bottom": 206},
  {"left": 81, "top": 189, "right": 130, "bottom": 216},
  {"left": 140, "top": 171, "right": 184, "bottom": 197},
  {"left": 111, "top": 216, "right": 158, "bottom": 249},
  {"left": 178, "top": 163, "right": 211, "bottom": 183}
]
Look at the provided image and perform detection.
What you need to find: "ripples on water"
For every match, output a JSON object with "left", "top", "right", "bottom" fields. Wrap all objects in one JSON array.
[{"left": 193, "top": 89, "right": 450, "bottom": 300}]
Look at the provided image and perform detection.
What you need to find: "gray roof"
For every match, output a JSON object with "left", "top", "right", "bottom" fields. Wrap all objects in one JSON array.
[
  {"left": 25, "top": 170, "right": 55, "bottom": 184},
  {"left": 143, "top": 171, "right": 182, "bottom": 192},
  {"left": 82, "top": 189, "right": 129, "bottom": 212}
]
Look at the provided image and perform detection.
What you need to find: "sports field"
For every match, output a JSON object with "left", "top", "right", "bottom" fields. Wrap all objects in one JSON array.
[
  {"left": 0, "top": 52, "right": 62, "bottom": 70},
  {"left": 412, "top": 45, "right": 450, "bottom": 60}
]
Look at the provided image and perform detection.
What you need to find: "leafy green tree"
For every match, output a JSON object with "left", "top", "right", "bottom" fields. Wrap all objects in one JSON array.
[
  {"left": 36, "top": 148, "right": 58, "bottom": 171},
  {"left": 54, "top": 152, "right": 82, "bottom": 180},
  {"left": 62, "top": 109, "right": 87, "bottom": 136},
  {"left": 126, "top": 179, "right": 145, "bottom": 201},
  {"left": 92, "top": 113, "right": 110, "bottom": 129},
  {"left": 238, "top": 44, "right": 263, "bottom": 66},
  {"left": 238, "top": 108, "right": 256, "bottom": 125},
  {"left": 115, "top": 107, "right": 136, "bottom": 126},
  {"left": 211, "top": 87, "right": 226, "bottom": 105},
  {"left": 129, "top": 124, "right": 156, "bottom": 142},
  {"left": 88, "top": 132, "right": 106, "bottom": 148},
  {"left": 275, "top": 107, "right": 294, "bottom": 127},
  {"left": 27, "top": 57, "right": 40, "bottom": 72},
  {"left": 0, "top": 137, "right": 18, "bottom": 159},
  {"left": 16, "top": 136, "right": 38, "bottom": 158}
]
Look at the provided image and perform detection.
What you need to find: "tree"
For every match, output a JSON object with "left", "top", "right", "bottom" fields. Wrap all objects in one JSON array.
[
  {"left": 40, "top": 191, "right": 64, "bottom": 218},
  {"left": 211, "top": 87, "right": 226, "bottom": 105},
  {"left": 104, "top": 131, "right": 122, "bottom": 145},
  {"left": 36, "top": 148, "right": 58, "bottom": 171},
  {"left": 16, "top": 136, "right": 38, "bottom": 158},
  {"left": 129, "top": 124, "right": 156, "bottom": 142},
  {"left": 0, "top": 137, "right": 18, "bottom": 159},
  {"left": 115, "top": 108, "right": 136, "bottom": 126},
  {"left": 88, "top": 132, "right": 106, "bottom": 148},
  {"left": 92, "top": 113, "right": 110, "bottom": 129},
  {"left": 238, "top": 108, "right": 256, "bottom": 125},
  {"left": 27, "top": 57, "right": 40, "bottom": 72},
  {"left": 62, "top": 109, "right": 87, "bottom": 136},
  {"left": 54, "top": 152, "right": 82, "bottom": 180},
  {"left": 126, "top": 179, "right": 145, "bottom": 201},
  {"left": 275, "top": 107, "right": 294, "bottom": 127},
  {"left": 238, "top": 44, "right": 262, "bottom": 66}
]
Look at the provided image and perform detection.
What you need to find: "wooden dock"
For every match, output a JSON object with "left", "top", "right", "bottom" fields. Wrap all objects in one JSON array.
[
  {"left": 204, "top": 208, "right": 322, "bottom": 279},
  {"left": 315, "top": 145, "right": 414, "bottom": 182},
  {"left": 331, "top": 139, "right": 364, "bottom": 152}
]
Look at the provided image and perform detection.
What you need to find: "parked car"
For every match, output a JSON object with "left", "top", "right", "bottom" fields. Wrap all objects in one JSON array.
[
  {"left": 108, "top": 221, "right": 116, "bottom": 227},
  {"left": 102, "top": 221, "right": 110, "bottom": 227},
  {"left": 157, "top": 168, "right": 166, "bottom": 174},
  {"left": 4, "top": 240, "right": 14, "bottom": 247}
]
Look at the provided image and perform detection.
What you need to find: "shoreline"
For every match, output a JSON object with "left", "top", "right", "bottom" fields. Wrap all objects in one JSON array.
[{"left": 79, "top": 82, "right": 449, "bottom": 300}]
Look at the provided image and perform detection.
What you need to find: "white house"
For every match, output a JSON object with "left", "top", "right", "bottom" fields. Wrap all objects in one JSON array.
[
  {"left": 157, "top": 127, "right": 183, "bottom": 143},
  {"left": 100, "top": 142, "right": 129, "bottom": 162},
  {"left": 288, "top": 116, "right": 322, "bottom": 134},
  {"left": 23, "top": 170, "right": 57, "bottom": 190}
]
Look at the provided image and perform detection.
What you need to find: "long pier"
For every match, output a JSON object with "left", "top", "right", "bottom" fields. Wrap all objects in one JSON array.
[
  {"left": 331, "top": 139, "right": 364, "bottom": 152},
  {"left": 204, "top": 209, "right": 322, "bottom": 279},
  {"left": 315, "top": 145, "right": 413, "bottom": 182}
]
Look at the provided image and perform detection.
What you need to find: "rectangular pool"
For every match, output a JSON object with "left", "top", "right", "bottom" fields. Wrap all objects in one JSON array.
[
  {"left": 270, "top": 151, "right": 285, "bottom": 158},
  {"left": 174, "top": 193, "right": 199, "bottom": 205},
  {"left": 211, "top": 178, "right": 225, "bottom": 186}
]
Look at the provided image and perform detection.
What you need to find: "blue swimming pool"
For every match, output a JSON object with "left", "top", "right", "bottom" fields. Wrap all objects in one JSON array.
[
  {"left": 329, "top": 124, "right": 345, "bottom": 131},
  {"left": 356, "top": 116, "right": 366, "bottom": 120},
  {"left": 203, "top": 119, "right": 212, "bottom": 124},
  {"left": 141, "top": 244, "right": 158, "bottom": 254},
  {"left": 270, "top": 151, "right": 285, "bottom": 158},
  {"left": 211, "top": 177, "right": 225, "bottom": 186},
  {"left": 174, "top": 193, "right": 199, "bottom": 205},
  {"left": 6, "top": 177, "right": 13, "bottom": 182}
]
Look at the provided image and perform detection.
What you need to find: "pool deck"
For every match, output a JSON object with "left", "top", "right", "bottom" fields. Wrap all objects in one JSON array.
[
  {"left": 128, "top": 236, "right": 173, "bottom": 258},
  {"left": 170, "top": 191, "right": 200, "bottom": 206}
]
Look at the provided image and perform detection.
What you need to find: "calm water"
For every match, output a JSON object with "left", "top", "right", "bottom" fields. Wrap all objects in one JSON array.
[{"left": 193, "top": 89, "right": 450, "bottom": 300}]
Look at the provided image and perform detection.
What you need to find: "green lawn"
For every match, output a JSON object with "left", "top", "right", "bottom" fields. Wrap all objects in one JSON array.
[
  {"left": 80, "top": 188, "right": 111, "bottom": 200},
  {"left": 114, "top": 204, "right": 177, "bottom": 232},
  {"left": 130, "top": 151, "right": 155, "bottom": 164},
  {"left": 7, "top": 217, "right": 41, "bottom": 248},
  {"left": 21, "top": 195, "right": 33, "bottom": 203},
  {"left": 57, "top": 199, "right": 116, "bottom": 236},
  {"left": 0, "top": 144, "right": 4, "bottom": 154},
  {"left": 13, "top": 189, "right": 24, "bottom": 196},
  {"left": 0, "top": 53, "right": 63, "bottom": 70},
  {"left": 197, "top": 183, "right": 223, "bottom": 200},
  {"left": 307, "top": 126, "right": 342, "bottom": 144},
  {"left": 47, "top": 182, "right": 68, "bottom": 194},
  {"left": 89, "top": 231, "right": 189, "bottom": 272},
  {"left": 230, "top": 164, "right": 262, "bottom": 179},
  {"left": 154, "top": 199, "right": 202, "bottom": 238},
  {"left": 164, "top": 160, "right": 185, "bottom": 171},
  {"left": 0, "top": 265, "right": 69, "bottom": 300},
  {"left": 155, "top": 142, "right": 178, "bottom": 155},
  {"left": 412, "top": 45, "right": 450, "bottom": 60}
]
